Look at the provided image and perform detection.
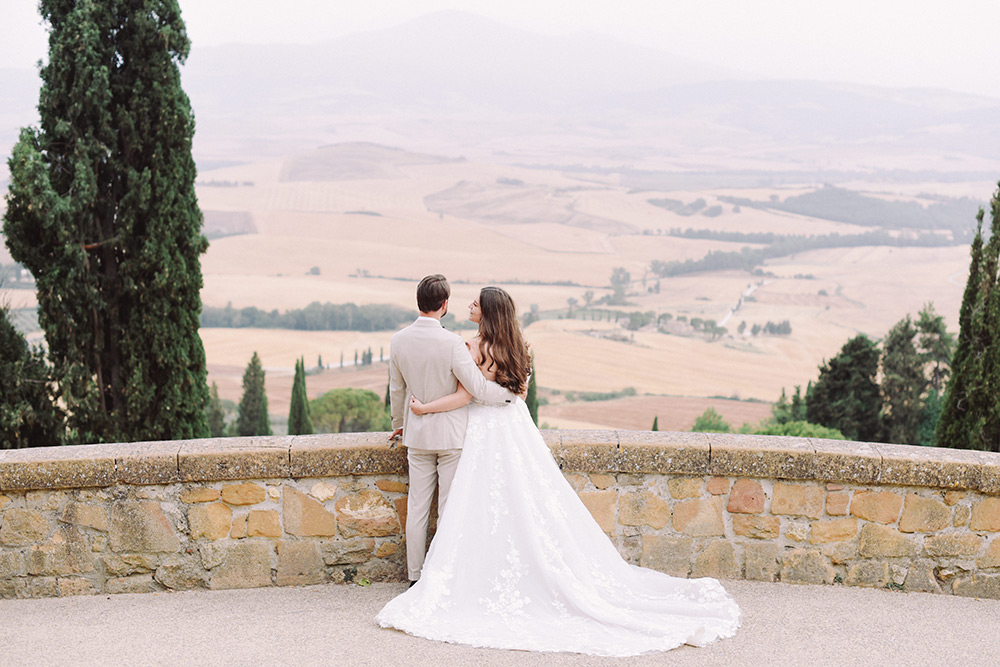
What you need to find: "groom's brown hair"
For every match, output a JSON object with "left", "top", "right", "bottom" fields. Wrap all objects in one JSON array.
[{"left": 416, "top": 274, "right": 450, "bottom": 313}]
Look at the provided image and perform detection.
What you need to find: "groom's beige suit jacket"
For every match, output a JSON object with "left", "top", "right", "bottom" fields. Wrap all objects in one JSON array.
[{"left": 389, "top": 317, "right": 513, "bottom": 450}]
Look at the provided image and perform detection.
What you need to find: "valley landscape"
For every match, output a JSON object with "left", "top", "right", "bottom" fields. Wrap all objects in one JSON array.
[
  {"left": 191, "top": 141, "right": 985, "bottom": 432},
  {"left": 3, "top": 11, "right": 1000, "bottom": 434}
]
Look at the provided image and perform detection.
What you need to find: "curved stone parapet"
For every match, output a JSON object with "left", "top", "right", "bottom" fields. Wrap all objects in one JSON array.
[
  {"left": 0, "top": 431, "right": 999, "bottom": 600},
  {"left": 2, "top": 431, "right": 998, "bottom": 493}
]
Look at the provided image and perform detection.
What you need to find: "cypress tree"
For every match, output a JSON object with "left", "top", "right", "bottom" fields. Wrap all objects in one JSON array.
[
  {"left": 236, "top": 352, "right": 270, "bottom": 436},
  {"left": 936, "top": 210, "right": 983, "bottom": 449},
  {"left": 525, "top": 359, "right": 538, "bottom": 426},
  {"left": 916, "top": 303, "right": 954, "bottom": 394},
  {"left": 206, "top": 382, "right": 226, "bottom": 438},
  {"left": 3, "top": 1, "right": 209, "bottom": 444},
  {"left": 938, "top": 185, "right": 1000, "bottom": 450},
  {"left": 772, "top": 388, "right": 792, "bottom": 424},
  {"left": 880, "top": 316, "right": 925, "bottom": 445},
  {"left": 288, "top": 357, "right": 313, "bottom": 435},
  {"left": 789, "top": 386, "right": 806, "bottom": 422},
  {"left": 651, "top": 416, "right": 659, "bottom": 431},
  {"left": 1, "top": 307, "right": 63, "bottom": 448}
]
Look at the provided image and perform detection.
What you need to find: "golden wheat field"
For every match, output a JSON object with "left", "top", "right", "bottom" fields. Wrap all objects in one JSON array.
[
  {"left": 184, "top": 144, "right": 988, "bottom": 430},
  {"left": 2, "top": 143, "right": 987, "bottom": 431}
]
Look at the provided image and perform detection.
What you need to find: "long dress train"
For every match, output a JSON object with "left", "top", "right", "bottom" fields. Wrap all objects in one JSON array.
[{"left": 376, "top": 398, "right": 741, "bottom": 657}]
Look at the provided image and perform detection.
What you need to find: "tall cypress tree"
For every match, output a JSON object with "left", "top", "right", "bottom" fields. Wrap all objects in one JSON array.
[
  {"left": 651, "top": 416, "right": 659, "bottom": 431},
  {"left": 288, "top": 357, "right": 313, "bottom": 435},
  {"left": 236, "top": 352, "right": 271, "bottom": 436},
  {"left": 938, "top": 185, "right": 1000, "bottom": 450},
  {"left": 3, "top": 1, "right": 209, "bottom": 444}
]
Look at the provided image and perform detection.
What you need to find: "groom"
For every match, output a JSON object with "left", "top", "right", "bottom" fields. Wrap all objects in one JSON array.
[{"left": 388, "top": 274, "right": 515, "bottom": 585}]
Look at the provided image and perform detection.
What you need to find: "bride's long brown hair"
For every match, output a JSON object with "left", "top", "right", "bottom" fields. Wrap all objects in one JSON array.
[{"left": 476, "top": 286, "right": 531, "bottom": 394}]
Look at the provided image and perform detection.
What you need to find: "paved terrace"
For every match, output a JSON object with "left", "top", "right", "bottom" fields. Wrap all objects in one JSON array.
[
  {"left": 2, "top": 578, "right": 998, "bottom": 666},
  {"left": 3, "top": 431, "right": 1000, "bottom": 665}
]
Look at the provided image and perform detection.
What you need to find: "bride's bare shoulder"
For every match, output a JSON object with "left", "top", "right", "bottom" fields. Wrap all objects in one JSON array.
[{"left": 466, "top": 336, "right": 484, "bottom": 363}]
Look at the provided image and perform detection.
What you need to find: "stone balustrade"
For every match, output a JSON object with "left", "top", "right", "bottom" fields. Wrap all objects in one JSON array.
[{"left": 1, "top": 431, "right": 999, "bottom": 599}]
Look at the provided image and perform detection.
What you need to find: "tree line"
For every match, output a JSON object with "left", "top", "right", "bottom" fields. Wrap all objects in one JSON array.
[
  {"left": 650, "top": 229, "right": 954, "bottom": 278},
  {"left": 201, "top": 302, "right": 413, "bottom": 331},
  {"left": 718, "top": 185, "right": 980, "bottom": 235}
]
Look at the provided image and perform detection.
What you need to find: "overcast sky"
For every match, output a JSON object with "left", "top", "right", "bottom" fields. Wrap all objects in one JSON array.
[{"left": 1, "top": 0, "right": 998, "bottom": 99}]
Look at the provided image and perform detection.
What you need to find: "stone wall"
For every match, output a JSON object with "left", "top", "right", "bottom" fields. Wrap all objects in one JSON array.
[{"left": 1, "top": 431, "right": 1000, "bottom": 599}]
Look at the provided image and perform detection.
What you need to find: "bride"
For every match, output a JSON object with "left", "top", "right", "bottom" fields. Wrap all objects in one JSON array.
[{"left": 375, "top": 286, "right": 740, "bottom": 656}]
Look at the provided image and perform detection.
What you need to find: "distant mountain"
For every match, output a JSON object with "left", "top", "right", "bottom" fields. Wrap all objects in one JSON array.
[
  {"left": 600, "top": 80, "right": 1000, "bottom": 158},
  {"left": 2, "top": 10, "right": 999, "bottom": 179},
  {"left": 184, "top": 10, "right": 740, "bottom": 113}
]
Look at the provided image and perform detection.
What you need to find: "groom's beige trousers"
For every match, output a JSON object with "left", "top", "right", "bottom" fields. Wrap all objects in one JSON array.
[{"left": 405, "top": 448, "right": 462, "bottom": 581}]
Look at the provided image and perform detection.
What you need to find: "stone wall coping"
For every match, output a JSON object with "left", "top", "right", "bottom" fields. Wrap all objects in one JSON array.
[{"left": 2, "top": 431, "right": 999, "bottom": 494}]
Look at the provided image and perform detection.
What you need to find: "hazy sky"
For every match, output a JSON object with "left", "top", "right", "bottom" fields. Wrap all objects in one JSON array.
[{"left": 1, "top": 0, "right": 998, "bottom": 99}]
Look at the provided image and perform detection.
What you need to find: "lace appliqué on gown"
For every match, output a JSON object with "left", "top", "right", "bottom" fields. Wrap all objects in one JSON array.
[{"left": 375, "top": 399, "right": 741, "bottom": 657}]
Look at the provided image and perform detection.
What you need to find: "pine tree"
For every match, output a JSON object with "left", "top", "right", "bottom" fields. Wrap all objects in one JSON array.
[
  {"left": 206, "top": 382, "right": 226, "bottom": 438},
  {"left": 806, "top": 335, "right": 881, "bottom": 441},
  {"left": 880, "top": 316, "right": 925, "bottom": 445},
  {"left": 1, "top": 307, "right": 62, "bottom": 448},
  {"left": 772, "top": 388, "right": 791, "bottom": 423},
  {"left": 3, "top": 1, "right": 209, "bottom": 444},
  {"left": 938, "top": 185, "right": 1000, "bottom": 450},
  {"left": 525, "top": 359, "right": 538, "bottom": 426},
  {"left": 236, "top": 352, "right": 271, "bottom": 436},
  {"left": 288, "top": 357, "right": 313, "bottom": 435},
  {"left": 651, "top": 416, "right": 659, "bottom": 431},
  {"left": 772, "top": 386, "right": 806, "bottom": 424}
]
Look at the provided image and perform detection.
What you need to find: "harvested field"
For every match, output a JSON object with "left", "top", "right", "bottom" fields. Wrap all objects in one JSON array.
[{"left": 539, "top": 395, "right": 774, "bottom": 432}]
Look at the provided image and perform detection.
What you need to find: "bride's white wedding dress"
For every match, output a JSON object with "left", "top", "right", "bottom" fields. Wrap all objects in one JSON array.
[{"left": 376, "top": 397, "right": 741, "bottom": 656}]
